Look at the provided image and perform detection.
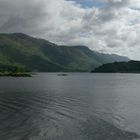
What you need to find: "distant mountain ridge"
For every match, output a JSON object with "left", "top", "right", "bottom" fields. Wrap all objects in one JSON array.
[{"left": 0, "top": 33, "right": 129, "bottom": 72}]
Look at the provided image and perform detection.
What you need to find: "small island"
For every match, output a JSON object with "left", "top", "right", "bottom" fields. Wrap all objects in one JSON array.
[
  {"left": 92, "top": 60, "right": 140, "bottom": 73},
  {"left": 0, "top": 64, "right": 31, "bottom": 77}
]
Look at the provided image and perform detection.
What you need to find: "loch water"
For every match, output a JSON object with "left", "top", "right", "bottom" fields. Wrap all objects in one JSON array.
[{"left": 0, "top": 73, "right": 140, "bottom": 140}]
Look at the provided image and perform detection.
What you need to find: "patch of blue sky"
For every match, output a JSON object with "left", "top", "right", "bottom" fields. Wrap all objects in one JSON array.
[
  {"left": 66, "top": 0, "right": 107, "bottom": 8},
  {"left": 129, "top": 18, "right": 140, "bottom": 26}
]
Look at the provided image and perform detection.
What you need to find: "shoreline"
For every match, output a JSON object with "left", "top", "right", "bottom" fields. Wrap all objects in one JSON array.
[{"left": 0, "top": 72, "right": 32, "bottom": 77}]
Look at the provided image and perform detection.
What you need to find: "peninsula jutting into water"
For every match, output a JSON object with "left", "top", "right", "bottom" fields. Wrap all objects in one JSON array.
[{"left": 92, "top": 61, "right": 140, "bottom": 73}]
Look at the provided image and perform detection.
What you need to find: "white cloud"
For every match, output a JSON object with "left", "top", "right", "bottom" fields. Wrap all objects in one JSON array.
[{"left": 0, "top": 0, "right": 140, "bottom": 59}]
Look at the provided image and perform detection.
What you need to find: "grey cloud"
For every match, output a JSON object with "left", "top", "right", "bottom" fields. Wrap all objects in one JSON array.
[
  {"left": 107, "top": 0, "right": 130, "bottom": 7},
  {"left": 0, "top": 0, "right": 48, "bottom": 34},
  {"left": 0, "top": 0, "right": 140, "bottom": 59}
]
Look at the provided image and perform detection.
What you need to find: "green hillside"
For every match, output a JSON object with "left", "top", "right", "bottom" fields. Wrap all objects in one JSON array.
[
  {"left": 92, "top": 61, "right": 140, "bottom": 73},
  {"left": 0, "top": 33, "right": 129, "bottom": 72}
]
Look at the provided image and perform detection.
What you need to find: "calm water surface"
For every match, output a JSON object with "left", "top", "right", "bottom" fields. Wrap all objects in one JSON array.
[{"left": 0, "top": 73, "right": 140, "bottom": 140}]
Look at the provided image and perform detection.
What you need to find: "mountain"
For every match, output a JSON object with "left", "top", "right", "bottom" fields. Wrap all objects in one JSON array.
[
  {"left": 0, "top": 33, "right": 129, "bottom": 72},
  {"left": 92, "top": 61, "right": 140, "bottom": 73}
]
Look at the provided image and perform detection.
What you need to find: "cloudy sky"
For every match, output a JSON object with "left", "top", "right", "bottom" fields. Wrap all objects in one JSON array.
[{"left": 0, "top": 0, "right": 140, "bottom": 59}]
